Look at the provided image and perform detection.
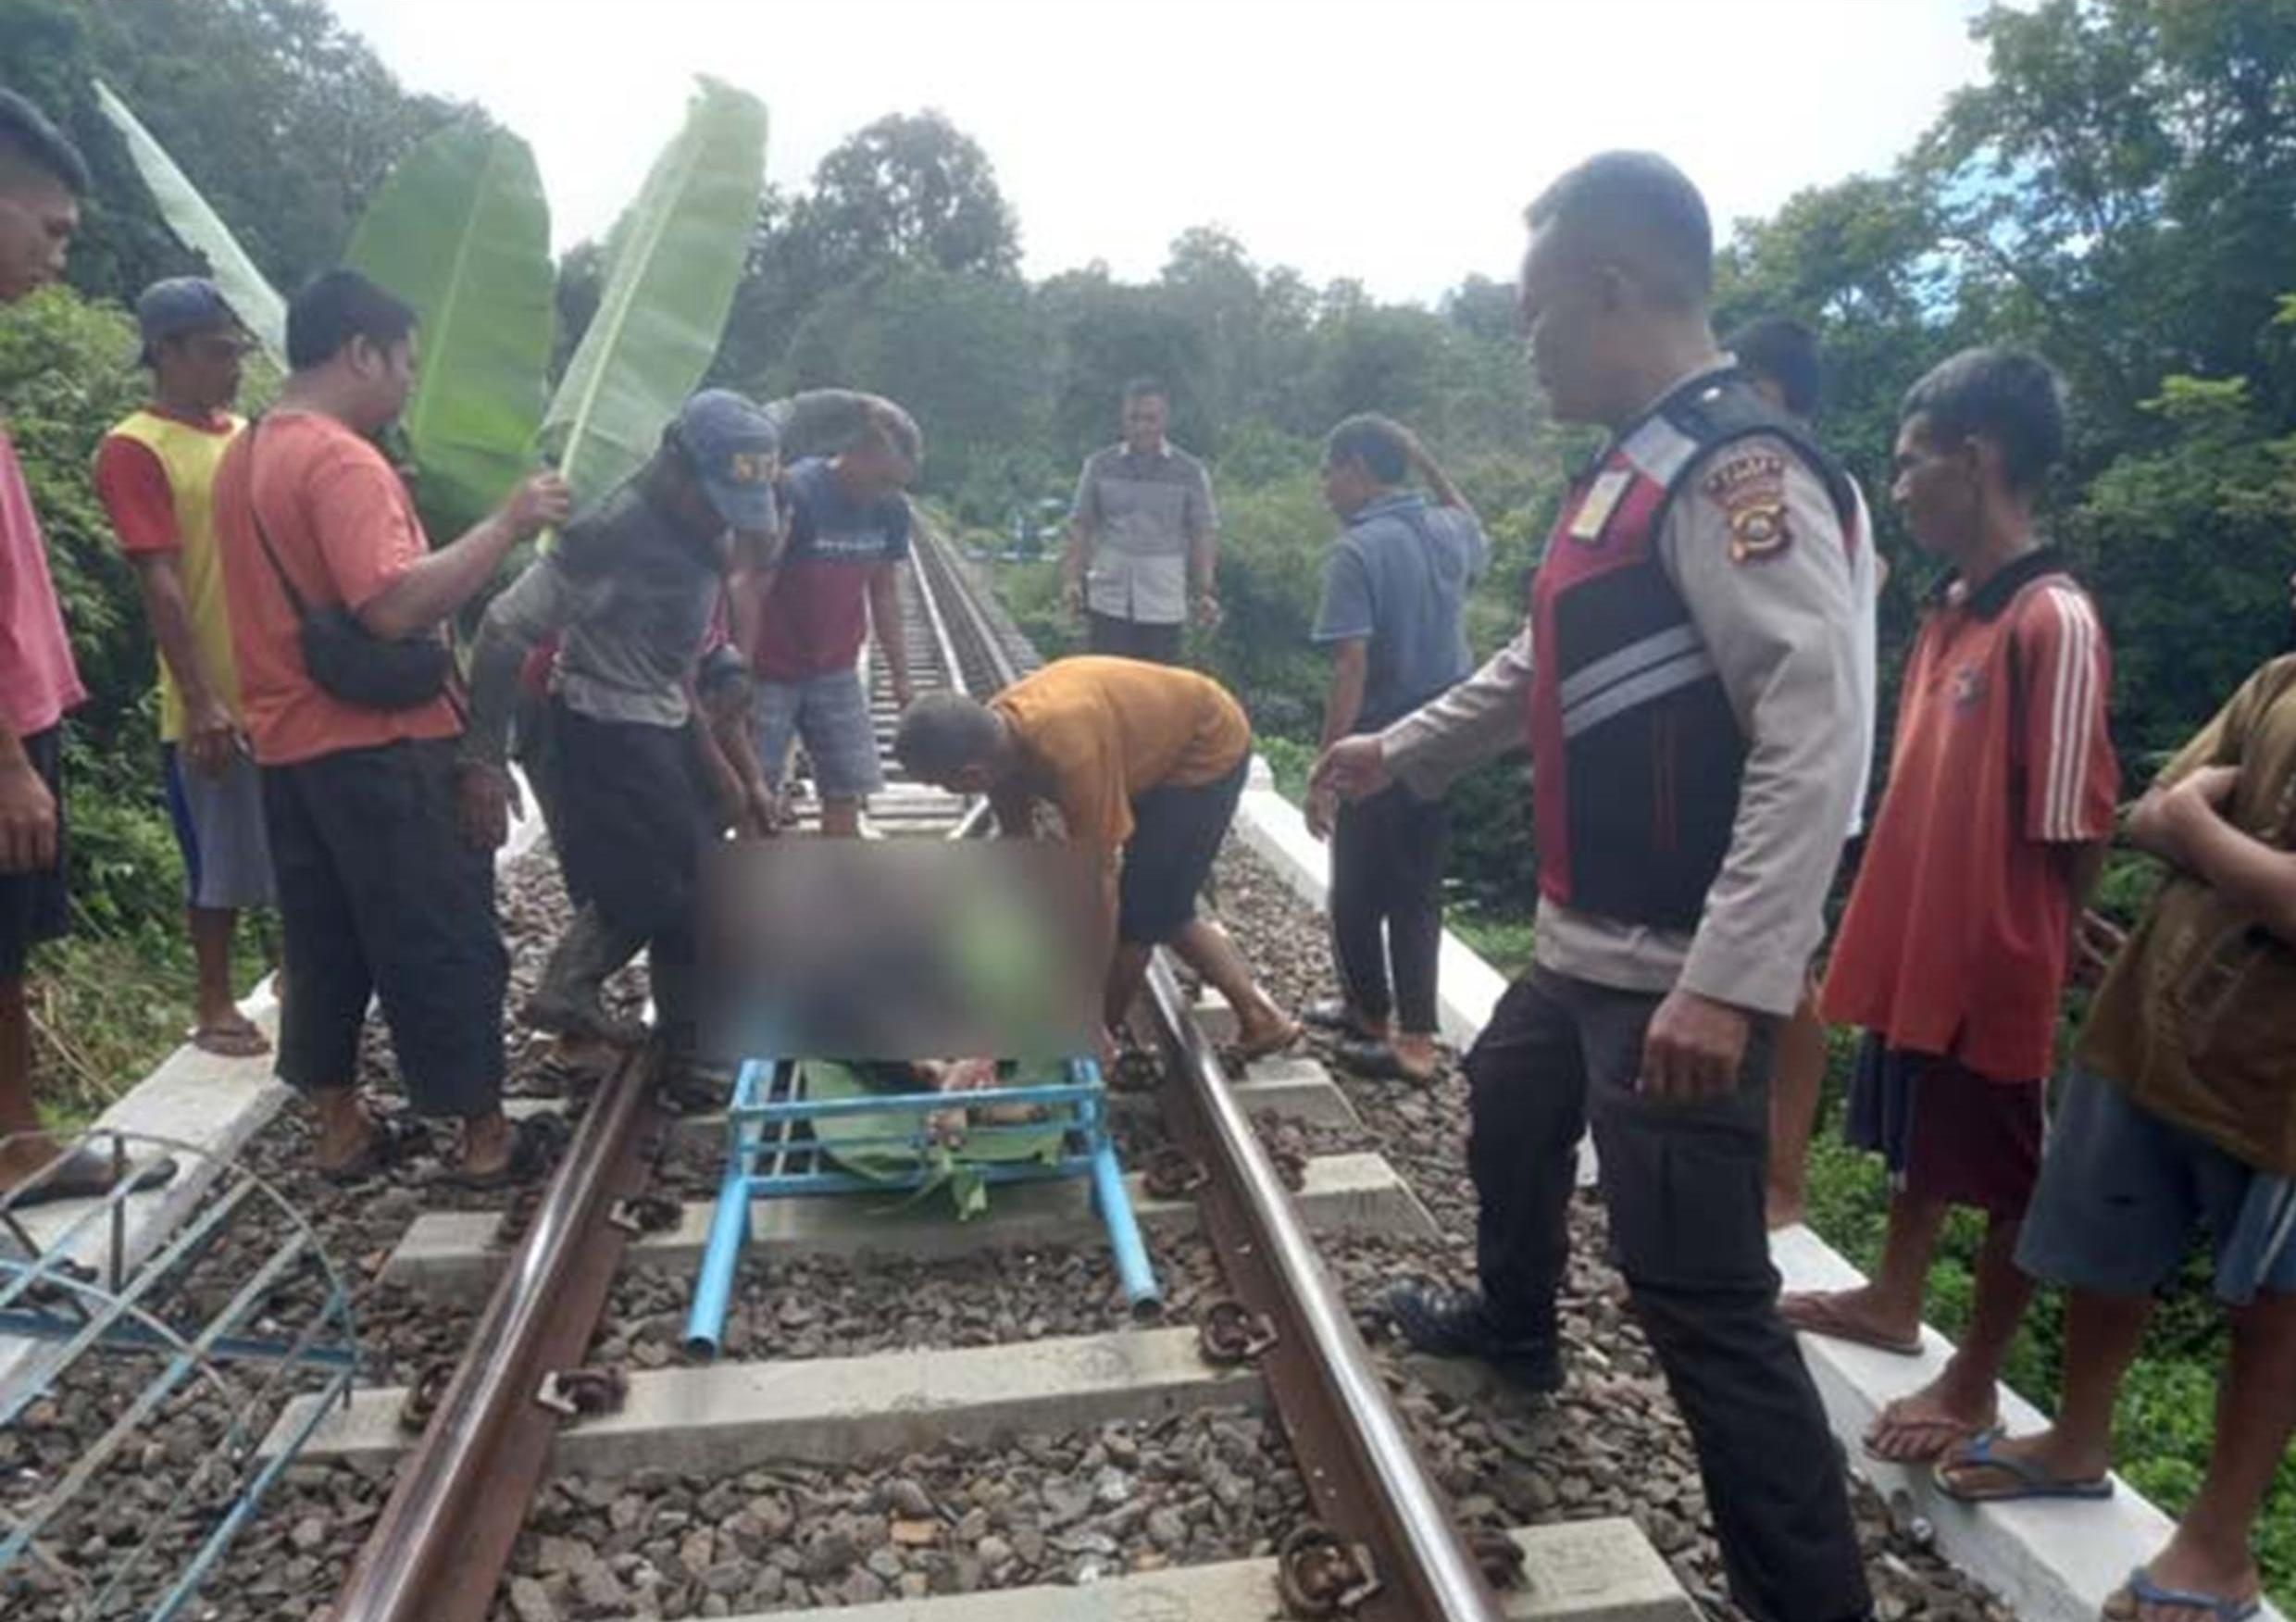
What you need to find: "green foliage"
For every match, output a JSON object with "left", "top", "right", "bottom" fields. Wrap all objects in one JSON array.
[
  {"left": 92, "top": 79, "right": 287, "bottom": 361},
  {"left": 346, "top": 120, "right": 554, "bottom": 537},
  {"left": 540, "top": 78, "right": 768, "bottom": 508}
]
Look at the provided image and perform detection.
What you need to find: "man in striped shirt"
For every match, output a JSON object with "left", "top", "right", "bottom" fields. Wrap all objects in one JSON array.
[{"left": 1784, "top": 349, "right": 2117, "bottom": 1465}]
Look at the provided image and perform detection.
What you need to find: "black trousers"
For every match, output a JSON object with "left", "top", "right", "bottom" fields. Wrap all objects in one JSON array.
[
  {"left": 550, "top": 705, "right": 718, "bottom": 1043},
  {"left": 1466, "top": 966, "right": 1869, "bottom": 1622},
  {"left": 261, "top": 738, "right": 506, "bottom": 1117},
  {"left": 1085, "top": 610, "right": 1184, "bottom": 665},
  {"left": 1328, "top": 781, "right": 1447, "bottom": 1034}
]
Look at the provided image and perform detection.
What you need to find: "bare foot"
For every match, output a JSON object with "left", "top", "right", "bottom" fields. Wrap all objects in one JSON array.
[
  {"left": 1863, "top": 1378, "right": 1996, "bottom": 1463},
  {"left": 1233, "top": 1014, "right": 1304, "bottom": 1063},
  {"left": 1778, "top": 1286, "right": 1924, "bottom": 1354}
]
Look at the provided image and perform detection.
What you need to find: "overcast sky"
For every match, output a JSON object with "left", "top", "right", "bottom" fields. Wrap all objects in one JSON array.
[{"left": 322, "top": 0, "right": 1991, "bottom": 307}]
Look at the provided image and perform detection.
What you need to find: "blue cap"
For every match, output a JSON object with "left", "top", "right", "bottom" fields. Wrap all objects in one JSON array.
[
  {"left": 133, "top": 277, "right": 243, "bottom": 365},
  {"left": 676, "top": 389, "right": 780, "bottom": 532}
]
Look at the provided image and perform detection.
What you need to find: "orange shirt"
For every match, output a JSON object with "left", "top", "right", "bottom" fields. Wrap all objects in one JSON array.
[
  {"left": 992, "top": 656, "right": 1250, "bottom": 849},
  {"left": 212, "top": 412, "right": 460, "bottom": 766},
  {"left": 1821, "top": 549, "right": 2116, "bottom": 1081}
]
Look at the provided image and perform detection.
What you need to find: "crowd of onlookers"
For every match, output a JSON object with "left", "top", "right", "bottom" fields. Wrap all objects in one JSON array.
[{"left": 2, "top": 81, "right": 2290, "bottom": 1622}]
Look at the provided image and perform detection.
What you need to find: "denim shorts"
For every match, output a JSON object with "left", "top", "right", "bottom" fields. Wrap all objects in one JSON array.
[
  {"left": 2017, "top": 1066, "right": 2296, "bottom": 1305},
  {"left": 752, "top": 668, "right": 884, "bottom": 799}
]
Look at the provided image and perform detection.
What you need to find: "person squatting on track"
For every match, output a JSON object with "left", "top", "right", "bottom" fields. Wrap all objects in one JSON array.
[
  {"left": 1061, "top": 376, "right": 1221, "bottom": 664},
  {"left": 1303, "top": 413, "right": 1487, "bottom": 1085},
  {"left": 0, "top": 89, "right": 180, "bottom": 1204},
  {"left": 1782, "top": 349, "right": 2117, "bottom": 1464},
  {"left": 95, "top": 277, "right": 278, "bottom": 1062},
  {"left": 461, "top": 390, "right": 782, "bottom": 1075},
  {"left": 892, "top": 657, "right": 1299, "bottom": 1069},
  {"left": 731, "top": 395, "right": 920, "bottom": 838},
  {"left": 212, "top": 268, "right": 570, "bottom": 1188},
  {"left": 1314, "top": 151, "right": 1874, "bottom": 1622}
]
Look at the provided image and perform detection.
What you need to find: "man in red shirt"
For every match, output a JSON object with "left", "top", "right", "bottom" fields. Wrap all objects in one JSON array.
[
  {"left": 0, "top": 91, "right": 168, "bottom": 1204},
  {"left": 1784, "top": 349, "right": 2117, "bottom": 1464},
  {"left": 213, "top": 269, "right": 568, "bottom": 1186}
]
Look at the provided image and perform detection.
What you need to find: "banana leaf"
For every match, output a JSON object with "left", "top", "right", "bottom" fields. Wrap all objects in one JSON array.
[
  {"left": 539, "top": 77, "right": 767, "bottom": 508},
  {"left": 346, "top": 121, "right": 553, "bottom": 536},
  {"left": 93, "top": 81, "right": 288, "bottom": 365},
  {"left": 799, "top": 1059, "right": 1072, "bottom": 1221}
]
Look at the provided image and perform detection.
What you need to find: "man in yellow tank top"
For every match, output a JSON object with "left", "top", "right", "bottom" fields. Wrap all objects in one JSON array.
[{"left": 94, "top": 277, "right": 273, "bottom": 1056}]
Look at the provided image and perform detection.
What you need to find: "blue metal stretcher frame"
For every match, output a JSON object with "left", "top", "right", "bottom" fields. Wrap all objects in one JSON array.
[{"left": 683, "top": 1054, "right": 1159, "bottom": 1354}]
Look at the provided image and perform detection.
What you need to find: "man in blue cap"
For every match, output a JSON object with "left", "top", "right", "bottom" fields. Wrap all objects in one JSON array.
[
  {"left": 94, "top": 277, "right": 272, "bottom": 1057},
  {"left": 462, "top": 390, "right": 781, "bottom": 1067}
]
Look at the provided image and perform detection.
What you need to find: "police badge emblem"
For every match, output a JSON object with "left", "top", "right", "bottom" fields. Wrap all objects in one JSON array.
[{"left": 1703, "top": 448, "right": 1791, "bottom": 564}]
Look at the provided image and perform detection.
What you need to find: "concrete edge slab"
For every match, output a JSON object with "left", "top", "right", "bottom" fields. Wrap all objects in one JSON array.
[
  {"left": 383, "top": 1150, "right": 1438, "bottom": 1299},
  {"left": 270, "top": 1325, "right": 1263, "bottom": 1475},
  {"left": 1232, "top": 755, "right": 2284, "bottom": 1622},
  {"left": 740, "top": 1516, "right": 1691, "bottom": 1622}
]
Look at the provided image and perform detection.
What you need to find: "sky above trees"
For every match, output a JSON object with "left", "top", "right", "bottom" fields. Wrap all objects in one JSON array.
[{"left": 321, "top": 0, "right": 1991, "bottom": 306}]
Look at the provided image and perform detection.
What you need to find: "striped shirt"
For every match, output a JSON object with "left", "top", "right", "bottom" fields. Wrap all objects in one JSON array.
[{"left": 1821, "top": 546, "right": 2117, "bottom": 1082}]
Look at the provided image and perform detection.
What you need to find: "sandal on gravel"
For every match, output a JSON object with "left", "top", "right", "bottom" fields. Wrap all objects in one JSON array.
[
  {"left": 2103, "top": 1566, "right": 2260, "bottom": 1622},
  {"left": 1932, "top": 1430, "right": 2113, "bottom": 1503},
  {"left": 3, "top": 1145, "right": 181, "bottom": 1209},
  {"left": 1778, "top": 1291, "right": 1923, "bottom": 1355},
  {"left": 1302, "top": 999, "right": 1376, "bottom": 1037},
  {"left": 318, "top": 1117, "right": 428, "bottom": 1188},
  {"left": 445, "top": 1114, "right": 567, "bottom": 1191},
  {"left": 1331, "top": 1037, "right": 1440, "bottom": 1085}
]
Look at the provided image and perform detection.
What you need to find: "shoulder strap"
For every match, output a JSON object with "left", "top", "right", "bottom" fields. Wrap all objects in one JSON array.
[
  {"left": 1641, "top": 371, "right": 1862, "bottom": 555},
  {"left": 243, "top": 418, "right": 310, "bottom": 618}
]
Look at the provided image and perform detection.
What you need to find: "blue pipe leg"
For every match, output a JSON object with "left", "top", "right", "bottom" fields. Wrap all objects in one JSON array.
[
  {"left": 685, "top": 1067, "right": 767, "bottom": 1357},
  {"left": 1090, "top": 1140, "right": 1160, "bottom": 1320}
]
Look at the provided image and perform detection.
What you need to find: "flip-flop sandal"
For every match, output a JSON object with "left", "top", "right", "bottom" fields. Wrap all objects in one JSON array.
[
  {"left": 1302, "top": 999, "right": 1376, "bottom": 1036},
  {"left": 1331, "top": 1037, "right": 1441, "bottom": 1085},
  {"left": 190, "top": 1021, "right": 271, "bottom": 1058},
  {"left": 1932, "top": 1429, "right": 2114, "bottom": 1503},
  {"left": 2, "top": 1145, "right": 181, "bottom": 1209},
  {"left": 318, "top": 1116, "right": 428, "bottom": 1187},
  {"left": 1231, "top": 1021, "right": 1304, "bottom": 1064},
  {"left": 1862, "top": 1407, "right": 1993, "bottom": 1465},
  {"left": 2103, "top": 1566, "right": 2260, "bottom": 1622},
  {"left": 446, "top": 1114, "right": 568, "bottom": 1192},
  {"left": 1778, "top": 1291, "right": 1924, "bottom": 1355}
]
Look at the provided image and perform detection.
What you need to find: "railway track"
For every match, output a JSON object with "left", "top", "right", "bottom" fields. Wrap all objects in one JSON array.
[
  {"left": 317, "top": 530, "right": 1509, "bottom": 1622},
  {"left": 6, "top": 530, "right": 1622, "bottom": 1622}
]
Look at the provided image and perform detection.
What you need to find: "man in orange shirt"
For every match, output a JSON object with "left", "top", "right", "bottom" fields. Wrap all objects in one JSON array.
[
  {"left": 893, "top": 658, "right": 1297, "bottom": 1062},
  {"left": 1784, "top": 349, "right": 2116, "bottom": 1463},
  {"left": 213, "top": 270, "right": 568, "bottom": 1186}
]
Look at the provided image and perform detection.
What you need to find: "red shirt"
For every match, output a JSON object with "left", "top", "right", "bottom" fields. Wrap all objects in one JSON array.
[
  {"left": 211, "top": 412, "right": 461, "bottom": 766},
  {"left": 0, "top": 427, "right": 85, "bottom": 737},
  {"left": 1821, "top": 549, "right": 2116, "bottom": 1081}
]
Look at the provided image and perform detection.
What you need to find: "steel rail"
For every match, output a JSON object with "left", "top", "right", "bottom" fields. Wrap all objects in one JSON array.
[
  {"left": 331, "top": 1046, "right": 665, "bottom": 1622},
  {"left": 917, "top": 528, "right": 1503, "bottom": 1621}
]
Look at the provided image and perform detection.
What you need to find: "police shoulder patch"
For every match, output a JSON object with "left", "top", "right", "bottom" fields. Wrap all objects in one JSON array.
[{"left": 1703, "top": 447, "right": 1791, "bottom": 565}]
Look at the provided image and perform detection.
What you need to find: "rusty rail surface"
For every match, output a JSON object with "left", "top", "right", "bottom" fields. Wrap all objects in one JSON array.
[{"left": 332, "top": 1049, "right": 666, "bottom": 1622}]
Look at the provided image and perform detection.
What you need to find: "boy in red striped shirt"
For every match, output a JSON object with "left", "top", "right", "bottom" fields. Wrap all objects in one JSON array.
[{"left": 1783, "top": 349, "right": 2117, "bottom": 1464}]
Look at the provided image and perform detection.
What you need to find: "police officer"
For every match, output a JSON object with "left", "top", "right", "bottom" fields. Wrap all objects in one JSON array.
[{"left": 1316, "top": 152, "right": 1872, "bottom": 1622}]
